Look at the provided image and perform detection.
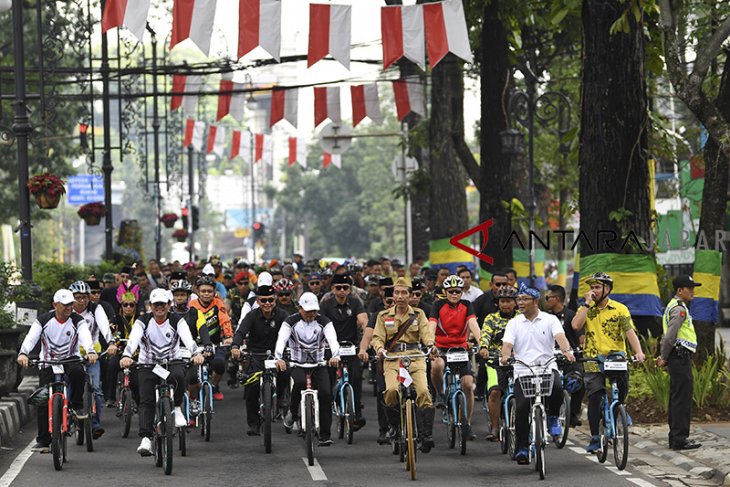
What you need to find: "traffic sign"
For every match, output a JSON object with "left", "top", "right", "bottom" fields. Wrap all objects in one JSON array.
[
  {"left": 318, "top": 123, "right": 352, "bottom": 155},
  {"left": 67, "top": 174, "right": 104, "bottom": 205},
  {"left": 391, "top": 156, "right": 419, "bottom": 178}
]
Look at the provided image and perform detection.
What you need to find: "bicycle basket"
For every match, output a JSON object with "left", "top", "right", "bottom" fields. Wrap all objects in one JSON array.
[
  {"left": 27, "top": 386, "right": 49, "bottom": 406},
  {"left": 517, "top": 373, "right": 554, "bottom": 398}
]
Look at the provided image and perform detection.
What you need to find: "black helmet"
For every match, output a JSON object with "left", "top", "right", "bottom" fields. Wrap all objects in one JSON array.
[
  {"left": 586, "top": 272, "right": 613, "bottom": 286},
  {"left": 196, "top": 275, "right": 216, "bottom": 288},
  {"left": 493, "top": 285, "right": 518, "bottom": 301},
  {"left": 170, "top": 279, "right": 193, "bottom": 293}
]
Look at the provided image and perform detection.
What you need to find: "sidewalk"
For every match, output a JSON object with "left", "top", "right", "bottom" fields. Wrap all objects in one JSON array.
[{"left": 0, "top": 376, "right": 38, "bottom": 448}]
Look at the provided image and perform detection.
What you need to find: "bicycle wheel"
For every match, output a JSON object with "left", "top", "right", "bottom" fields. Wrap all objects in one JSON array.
[
  {"left": 555, "top": 390, "right": 570, "bottom": 449},
  {"left": 613, "top": 404, "right": 629, "bottom": 470},
  {"left": 344, "top": 383, "right": 355, "bottom": 445},
  {"left": 83, "top": 380, "right": 94, "bottom": 452},
  {"left": 499, "top": 398, "right": 509, "bottom": 454},
  {"left": 305, "top": 395, "right": 315, "bottom": 467},
  {"left": 457, "top": 392, "right": 467, "bottom": 456},
  {"left": 201, "top": 382, "right": 212, "bottom": 442},
  {"left": 120, "top": 389, "right": 133, "bottom": 438},
  {"left": 405, "top": 399, "right": 417, "bottom": 480},
  {"left": 179, "top": 424, "right": 186, "bottom": 457},
  {"left": 51, "top": 395, "right": 64, "bottom": 471},
  {"left": 161, "top": 397, "right": 174, "bottom": 475},
  {"left": 534, "top": 407, "right": 546, "bottom": 480},
  {"left": 597, "top": 417, "right": 609, "bottom": 463},
  {"left": 335, "top": 384, "right": 345, "bottom": 440},
  {"left": 263, "top": 380, "right": 273, "bottom": 453},
  {"left": 76, "top": 413, "right": 85, "bottom": 446},
  {"left": 507, "top": 397, "right": 517, "bottom": 459},
  {"left": 446, "top": 394, "right": 456, "bottom": 449}
]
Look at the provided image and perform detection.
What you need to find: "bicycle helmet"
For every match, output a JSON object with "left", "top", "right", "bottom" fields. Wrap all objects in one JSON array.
[
  {"left": 196, "top": 275, "right": 217, "bottom": 288},
  {"left": 564, "top": 370, "right": 584, "bottom": 394},
  {"left": 441, "top": 275, "right": 464, "bottom": 290},
  {"left": 69, "top": 280, "right": 91, "bottom": 294},
  {"left": 585, "top": 272, "right": 613, "bottom": 286},
  {"left": 170, "top": 279, "right": 193, "bottom": 293},
  {"left": 273, "top": 278, "right": 295, "bottom": 294},
  {"left": 493, "top": 285, "right": 518, "bottom": 301}
]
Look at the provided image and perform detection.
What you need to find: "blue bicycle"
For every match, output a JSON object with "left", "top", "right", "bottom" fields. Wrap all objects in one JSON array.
[
  {"left": 441, "top": 347, "right": 471, "bottom": 455},
  {"left": 189, "top": 361, "right": 214, "bottom": 442},
  {"left": 333, "top": 341, "right": 358, "bottom": 444}
]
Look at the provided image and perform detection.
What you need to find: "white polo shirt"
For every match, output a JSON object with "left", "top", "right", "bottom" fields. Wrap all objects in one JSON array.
[
  {"left": 503, "top": 310, "right": 565, "bottom": 377},
  {"left": 461, "top": 286, "right": 483, "bottom": 302}
]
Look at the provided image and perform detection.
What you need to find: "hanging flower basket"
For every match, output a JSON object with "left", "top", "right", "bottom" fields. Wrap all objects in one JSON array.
[
  {"left": 27, "top": 173, "right": 66, "bottom": 209},
  {"left": 161, "top": 213, "right": 178, "bottom": 228},
  {"left": 78, "top": 201, "right": 105, "bottom": 226},
  {"left": 172, "top": 229, "right": 188, "bottom": 243}
]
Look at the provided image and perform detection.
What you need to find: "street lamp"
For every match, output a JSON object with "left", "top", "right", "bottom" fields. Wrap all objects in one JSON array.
[
  {"left": 503, "top": 74, "right": 572, "bottom": 287},
  {"left": 0, "top": 0, "right": 11, "bottom": 12}
]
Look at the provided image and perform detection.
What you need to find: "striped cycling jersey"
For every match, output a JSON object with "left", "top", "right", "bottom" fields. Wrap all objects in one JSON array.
[
  {"left": 123, "top": 312, "right": 199, "bottom": 364},
  {"left": 274, "top": 314, "right": 339, "bottom": 363},
  {"left": 19, "top": 311, "right": 94, "bottom": 363}
]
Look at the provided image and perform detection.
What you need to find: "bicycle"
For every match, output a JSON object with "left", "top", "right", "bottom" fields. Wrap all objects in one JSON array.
[
  {"left": 382, "top": 348, "right": 430, "bottom": 481},
  {"left": 440, "top": 347, "right": 471, "bottom": 455},
  {"left": 195, "top": 360, "right": 214, "bottom": 442},
  {"left": 332, "top": 341, "right": 358, "bottom": 445},
  {"left": 579, "top": 352, "right": 634, "bottom": 470},
  {"left": 486, "top": 353, "right": 517, "bottom": 458},
  {"left": 29, "top": 358, "right": 87, "bottom": 471},
  {"left": 241, "top": 350, "right": 281, "bottom": 453},
  {"left": 290, "top": 360, "right": 327, "bottom": 467},
  {"left": 554, "top": 360, "right": 573, "bottom": 449},
  {"left": 75, "top": 353, "right": 100, "bottom": 452},
  {"left": 113, "top": 340, "right": 135, "bottom": 439}
]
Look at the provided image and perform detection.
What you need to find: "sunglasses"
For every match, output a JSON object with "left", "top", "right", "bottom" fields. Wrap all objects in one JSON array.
[
  {"left": 121, "top": 303, "right": 136, "bottom": 308},
  {"left": 278, "top": 292, "right": 291, "bottom": 297},
  {"left": 447, "top": 289, "right": 463, "bottom": 295},
  {"left": 151, "top": 302, "right": 168, "bottom": 307},
  {"left": 238, "top": 281, "right": 249, "bottom": 285},
  {"left": 412, "top": 291, "right": 422, "bottom": 297},
  {"left": 494, "top": 282, "right": 508, "bottom": 287},
  {"left": 259, "top": 298, "right": 275, "bottom": 304},
  {"left": 334, "top": 285, "right": 350, "bottom": 291},
  {"left": 309, "top": 281, "right": 321, "bottom": 286}
]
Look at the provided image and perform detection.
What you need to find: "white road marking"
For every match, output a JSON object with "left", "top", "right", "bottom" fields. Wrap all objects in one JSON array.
[
  {"left": 0, "top": 439, "right": 36, "bottom": 487},
  {"left": 564, "top": 439, "right": 574, "bottom": 446},
  {"left": 606, "top": 466, "right": 631, "bottom": 476},
  {"left": 627, "top": 478, "right": 656, "bottom": 487},
  {"left": 302, "top": 457, "right": 328, "bottom": 481},
  {"left": 569, "top": 446, "right": 588, "bottom": 455}
]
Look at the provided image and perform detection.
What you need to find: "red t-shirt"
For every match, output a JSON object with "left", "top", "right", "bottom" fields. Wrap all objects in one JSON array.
[{"left": 429, "top": 299, "right": 475, "bottom": 349}]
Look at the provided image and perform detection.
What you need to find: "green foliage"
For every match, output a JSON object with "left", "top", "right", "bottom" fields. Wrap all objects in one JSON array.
[{"left": 32, "top": 261, "right": 91, "bottom": 311}]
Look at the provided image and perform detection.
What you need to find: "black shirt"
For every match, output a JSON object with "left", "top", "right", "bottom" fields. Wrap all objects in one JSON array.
[
  {"left": 319, "top": 295, "right": 365, "bottom": 343},
  {"left": 367, "top": 300, "right": 386, "bottom": 329},
  {"left": 234, "top": 307, "right": 290, "bottom": 353},
  {"left": 550, "top": 306, "right": 582, "bottom": 349},
  {"left": 473, "top": 290, "right": 497, "bottom": 326},
  {"left": 417, "top": 301, "right": 432, "bottom": 317}
]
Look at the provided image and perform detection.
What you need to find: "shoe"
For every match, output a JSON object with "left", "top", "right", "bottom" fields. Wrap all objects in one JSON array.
[
  {"left": 475, "top": 394, "right": 485, "bottom": 402},
  {"left": 247, "top": 424, "right": 260, "bottom": 436},
  {"left": 137, "top": 437, "right": 153, "bottom": 456},
  {"left": 353, "top": 416, "right": 366, "bottom": 431},
  {"left": 174, "top": 407, "right": 186, "bottom": 428},
  {"left": 515, "top": 448, "right": 529, "bottom": 464},
  {"left": 626, "top": 414, "right": 633, "bottom": 427},
  {"left": 283, "top": 412, "right": 294, "bottom": 430},
  {"left": 377, "top": 431, "right": 389, "bottom": 445},
  {"left": 213, "top": 391, "right": 224, "bottom": 401},
  {"left": 92, "top": 428, "right": 105, "bottom": 439},
  {"left": 548, "top": 415, "right": 562, "bottom": 437},
  {"left": 570, "top": 418, "right": 582, "bottom": 427},
  {"left": 586, "top": 435, "right": 602, "bottom": 454},
  {"left": 465, "top": 423, "right": 476, "bottom": 441},
  {"left": 319, "top": 437, "right": 334, "bottom": 447},
  {"left": 416, "top": 407, "right": 435, "bottom": 453},
  {"left": 106, "top": 399, "right": 116, "bottom": 408},
  {"left": 671, "top": 439, "right": 702, "bottom": 451},
  {"left": 31, "top": 442, "right": 50, "bottom": 453},
  {"left": 485, "top": 426, "right": 497, "bottom": 442},
  {"left": 434, "top": 397, "right": 445, "bottom": 409}
]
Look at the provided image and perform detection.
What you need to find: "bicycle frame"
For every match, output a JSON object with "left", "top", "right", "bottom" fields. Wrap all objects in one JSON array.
[
  {"left": 300, "top": 371, "right": 320, "bottom": 434},
  {"left": 198, "top": 363, "right": 214, "bottom": 416}
]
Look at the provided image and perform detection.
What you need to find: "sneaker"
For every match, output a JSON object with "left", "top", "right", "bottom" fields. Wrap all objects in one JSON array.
[
  {"left": 353, "top": 416, "right": 366, "bottom": 431},
  {"left": 319, "top": 437, "right": 334, "bottom": 447},
  {"left": 515, "top": 448, "right": 529, "bottom": 464},
  {"left": 377, "top": 431, "right": 389, "bottom": 445},
  {"left": 174, "top": 407, "right": 186, "bottom": 428},
  {"left": 31, "top": 441, "right": 50, "bottom": 453},
  {"left": 92, "top": 428, "right": 105, "bottom": 439},
  {"left": 137, "top": 437, "right": 153, "bottom": 456},
  {"left": 548, "top": 415, "right": 562, "bottom": 437},
  {"left": 465, "top": 423, "right": 476, "bottom": 441},
  {"left": 283, "top": 412, "right": 294, "bottom": 430},
  {"left": 213, "top": 391, "right": 224, "bottom": 401},
  {"left": 247, "top": 424, "right": 260, "bottom": 436},
  {"left": 105, "top": 399, "right": 116, "bottom": 408},
  {"left": 586, "top": 435, "right": 602, "bottom": 454}
]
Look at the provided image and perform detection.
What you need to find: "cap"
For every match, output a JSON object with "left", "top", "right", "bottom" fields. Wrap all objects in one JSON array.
[
  {"left": 235, "top": 271, "right": 250, "bottom": 283},
  {"left": 53, "top": 289, "right": 75, "bottom": 305},
  {"left": 149, "top": 288, "right": 171, "bottom": 304},
  {"left": 183, "top": 261, "right": 196, "bottom": 270},
  {"left": 121, "top": 266, "right": 133, "bottom": 275},
  {"left": 412, "top": 278, "right": 424, "bottom": 291},
  {"left": 258, "top": 271, "right": 273, "bottom": 287},
  {"left": 223, "top": 271, "right": 233, "bottom": 279},
  {"left": 331, "top": 274, "right": 352, "bottom": 285},
  {"left": 673, "top": 275, "right": 702, "bottom": 289},
  {"left": 392, "top": 259, "right": 404, "bottom": 268},
  {"left": 299, "top": 292, "right": 320, "bottom": 311},
  {"left": 102, "top": 272, "right": 116, "bottom": 283},
  {"left": 366, "top": 275, "right": 381, "bottom": 286},
  {"left": 169, "top": 271, "right": 187, "bottom": 281},
  {"left": 393, "top": 277, "right": 412, "bottom": 289},
  {"left": 86, "top": 280, "right": 101, "bottom": 290},
  {"left": 257, "top": 285, "right": 274, "bottom": 297},
  {"left": 379, "top": 276, "right": 394, "bottom": 287},
  {"left": 202, "top": 263, "right": 215, "bottom": 275},
  {"left": 307, "top": 272, "right": 322, "bottom": 281}
]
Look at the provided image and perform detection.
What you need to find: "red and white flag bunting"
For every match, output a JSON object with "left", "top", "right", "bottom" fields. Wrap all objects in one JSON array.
[
  {"left": 351, "top": 84, "right": 383, "bottom": 127},
  {"left": 398, "top": 361, "right": 413, "bottom": 387},
  {"left": 314, "top": 86, "right": 341, "bottom": 127},
  {"left": 270, "top": 88, "right": 299, "bottom": 128},
  {"left": 216, "top": 78, "right": 246, "bottom": 122},
  {"left": 206, "top": 125, "right": 226, "bottom": 157},
  {"left": 238, "top": 0, "right": 281, "bottom": 62},
  {"left": 171, "top": 75, "right": 202, "bottom": 116},
  {"left": 423, "top": 0, "right": 473, "bottom": 68},
  {"left": 381, "top": 3, "right": 425, "bottom": 70},
  {"left": 308, "top": 3, "right": 351, "bottom": 69},
  {"left": 230, "top": 130, "right": 252, "bottom": 162},
  {"left": 393, "top": 77, "right": 425, "bottom": 121},
  {"left": 101, "top": 0, "right": 151, "bottom": 40},
  {"left": 288, "top": 137, "right": 308, "bottom": 168},
  {"left": 255, "top": 133, "right": 273, "bottom": 164},
  {"left": 322, "top": 152, "right": 341, "bottom": 169},
  {"left": 170, "top": 0, "right": 217, "bottom": 56},
  {"left": 184, "top": 119, "right": 207, "bottom": 151}
]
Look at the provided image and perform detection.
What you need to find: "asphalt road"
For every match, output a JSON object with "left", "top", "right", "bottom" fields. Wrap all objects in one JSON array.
[{"left": 0, "top": 378, "right": 670, "bottom": 487}]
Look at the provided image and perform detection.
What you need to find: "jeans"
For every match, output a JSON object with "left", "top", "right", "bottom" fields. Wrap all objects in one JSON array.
[{"left": 86, "top": 361, "right": 103, "bottom": 431}]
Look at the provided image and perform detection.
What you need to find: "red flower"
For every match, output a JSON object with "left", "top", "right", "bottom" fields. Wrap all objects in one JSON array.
[
  {"left": 161, "top": 213, "right": 179, "bottom": 224},
  {"left": 78, "top": 201, "right": 105, "bottom": 218},
  {"left": 172, "top": 229, "right": 189, "bottom": 239},
  {"left": 27, "top": 173, "right": 66, "bottom": 195}
]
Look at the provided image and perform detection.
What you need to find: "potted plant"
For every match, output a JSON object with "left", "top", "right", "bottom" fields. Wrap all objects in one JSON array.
[
  {"left": 78, "top": 201, "right": 105, "bottom": 226},
  {"left": 161, "top": 213, "right": 178, "bottom": 228},
  {"left": 27, "top": 173, "right": 66, "bottom": 209},
  {"left": 172, "top": 228, "right": 189, "bottom": 243}
]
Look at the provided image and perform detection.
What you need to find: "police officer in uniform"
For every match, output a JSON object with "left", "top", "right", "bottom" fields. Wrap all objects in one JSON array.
[{"left": 657, "top": 275, "right": 702, "bottom": 451}]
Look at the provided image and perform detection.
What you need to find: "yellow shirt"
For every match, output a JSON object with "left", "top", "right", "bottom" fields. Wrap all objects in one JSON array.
[{"left": 583, "top": 298, "right": 635, "bottom": 372}]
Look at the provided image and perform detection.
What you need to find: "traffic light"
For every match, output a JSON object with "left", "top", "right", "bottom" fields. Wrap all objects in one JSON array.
[
  {"left": 181, "top": 207, "right": 189, "bottom": 229},
  {"left": 192, "top": 206, "right": 199, "bottom": 231},
  {"left": 253, "top": 221, "right": 264, "bottom": 242}
]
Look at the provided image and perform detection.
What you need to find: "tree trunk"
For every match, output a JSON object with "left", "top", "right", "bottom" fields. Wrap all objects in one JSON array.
[
  {"left": 579, "top": 0, "right": 655, "bottom": 334},
  {"left": 479, "top": 0, "right": 513, "bottom": 272},
  {"left": 429, "top": 54, "right": 469, "bottom": 240}
]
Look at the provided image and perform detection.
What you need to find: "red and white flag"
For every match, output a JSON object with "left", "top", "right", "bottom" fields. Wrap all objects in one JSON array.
[
  {"left": 216, "top": 77, "right": 246, "bottom": 122},
  {"left": 254, "top": 133, "right": 273, "bottom": 164},
  {"left": 206, "top": 125, "right": 226, "bottom": 157},
  {"left": 237, "top": 0, "right": 281, "bottom": 61},
  {"left": 314, "top": 86, "right": 341, "bottom": 127},
  {"left": 381, "top": 3, "right": 425, "bottom": 70},
  {"left": 322, "top": 152, "right": 341, "bottom": 169},
  {"left": 184, "top": 119, "right": 206, "bottom": 151},
  {"left": 423, "top": 0, "right": 473, "bottom": 68},
  {"left": 351, "top": 84, "right": 384, "bottom": 127},
  {"left": 102, "top": 0, "right": 150, "bottom": 40},
  {"left": 393, "top": 77, "right": 425, "bottom": 121},
  {"left": 288, "top": 137, "right": 308, "bottom": 168},
  {"left": 398, "top": 360, "right": 413, "bottom": 387},
  {"left": 269, "top": 88, "right": 299, "bottom": 128},
  {"left": 308, "top": 3, "right": 351, "bottom": 69},
  {"left": 171, "top": 75, "right": 202, "bottom": 116},
  {"left": 170, "top": 0, "right": 217, "bottom": 56},
  {"left": 230, "top": 130, "right": 252, "bottom": 162}
]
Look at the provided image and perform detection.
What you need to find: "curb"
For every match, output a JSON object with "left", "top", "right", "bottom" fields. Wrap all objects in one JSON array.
[
  {"left": 0, "top": 376, "right": 39, "bottom": 448},
  {"left": 632, "top": 436, "right": 730, "bottom": 485}
]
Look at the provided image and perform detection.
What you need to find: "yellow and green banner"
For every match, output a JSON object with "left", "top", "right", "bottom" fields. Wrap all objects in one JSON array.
[
  {"left": 429, "top": 237, "right": 475, "bottom": 274},
  {"left": 691, "top": 249, "right": 722, "bottom": 322},
  {"left": 513, "top": 248, "right": 546, "bottom": 289}
]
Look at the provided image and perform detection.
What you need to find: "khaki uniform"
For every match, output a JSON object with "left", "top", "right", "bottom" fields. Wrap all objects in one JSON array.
[{"left": 372, "top": 306, "right": 434, "bottom": 408}]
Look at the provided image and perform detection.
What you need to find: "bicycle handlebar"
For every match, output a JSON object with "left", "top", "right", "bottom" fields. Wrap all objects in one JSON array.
[
  {"left": 288, "top": 361, "right": 328, "bottom": 368},
  {"left": 29, "top": 357, "right": 86, "bottom": 367},
  {"left": 381, "top": 347, "right": 432, "bottom": 361}
]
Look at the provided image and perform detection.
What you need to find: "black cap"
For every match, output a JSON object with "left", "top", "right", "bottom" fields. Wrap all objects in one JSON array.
[
  {"left": 257, "top": 285, "right": 275, "bottom": 297},
  {"left": 673, "top": 275, "right": 702, "bottom": 290},
  {"left": 384, "top": 287, "right": 394, "bottom": 298},
  {"left": 331, "top": 274, "right": 352, "bottom": 285},
  {"left": 169, "top": 271, "right": 187, "bottom": 281},
  {"left": 379, "top": 276, "right": 394, "bottom": 287},
  {"left": 121, "top": 266, "right": 133, "bottom": 275},
  {"left": 391, "top": 259, "right": 403, "bottom": 268},
  {"left": 412, "top": 278, "right": 424, "bottom": 291},
  {"left": 86, "top": 280, "right": 101, "bottom": 290}
]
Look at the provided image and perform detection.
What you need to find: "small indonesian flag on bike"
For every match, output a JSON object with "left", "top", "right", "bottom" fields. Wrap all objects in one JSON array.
[{"left": 398, "top": 360, "right": 413, "bottom": 387}]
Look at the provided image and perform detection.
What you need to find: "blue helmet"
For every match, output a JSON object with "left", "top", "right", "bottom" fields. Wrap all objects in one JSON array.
[{"left": 564, "top": 370, "right": 584, "bottom": 394}]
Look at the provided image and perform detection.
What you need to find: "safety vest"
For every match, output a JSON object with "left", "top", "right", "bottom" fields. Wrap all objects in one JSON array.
[{"left": 662, "top": 297, "right": 697, "bottom": 353}]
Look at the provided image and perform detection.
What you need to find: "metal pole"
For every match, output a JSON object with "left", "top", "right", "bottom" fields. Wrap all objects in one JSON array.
[
  {"left": 11, "top": 0, "right": 33, "bottom": 281},
  {"left": 188, "top": 144, "right": 195, "bottom": 262},
  {"left": 100, "top": 0, "right": 114, "bottom": 260},
  {"left": 149, "top": 26, "right": 162, "bottom": 262},
  {"left": 527, "top": 82, "right": 536, "bottom": 287},
  {"left": 249, "top": 129, "right": 256, "bottom": 263}
]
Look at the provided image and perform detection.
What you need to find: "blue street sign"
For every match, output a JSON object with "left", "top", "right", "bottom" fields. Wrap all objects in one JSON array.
[{"left": 67, "top": 175, "right": 104, "bottom": 205}]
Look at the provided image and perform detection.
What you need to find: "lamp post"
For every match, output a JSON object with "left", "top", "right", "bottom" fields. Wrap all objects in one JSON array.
[
  {"left": 244, "top": 73, "right": 257, "bottom": 263},
  {"left": 500, "top": 73, "right": 571, "bottom": 287}
]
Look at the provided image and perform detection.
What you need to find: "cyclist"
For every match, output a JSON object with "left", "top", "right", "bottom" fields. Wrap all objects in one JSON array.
[
  {"left": 478, "top": 285, "right": 519, "bottom": 441},
  {"left": 409, "top": 277, "right": 431, "bottom": 316},
  {"left": 69, "top": 280, "right": 116, "bottom": 439},
  {"left": 120, "top": 289, "right": 204, "bottom": 456},
  {"left": 572, "top": 272, "right": 644, "bottom": 454},
  {"left": 190, "top": 276, "right": 233, "bottom": 400},
  {"left": 304, "top": 272, "right": 325, "bottom": 300},
  {"left": 228, "top": 271, "right": 252, "bottom": 326},
  {"left": 429, "top": 275, "right": 482, "bottom": 440},
  {"left": 319, "top": 274, "right": 368, "bottom": 430},
  {"left": 17, "top": 289, "right": 99, "bottom": 453},
  {"left": 274, "top": 278, "right": 298, "bottom": 316},
  {"left": 500, "top": 283, "right": 574, "bottom": 464},
  {"left": 231, "top": 282, "right": 290, "bottom": 436},
  {"left": 105, "top": 292, "right": 139, "bottom": 408},
  {"left": 372, "top": 278, "right": 437, "bottom": 453},
  {"left": 275, "top": 292, "right": 341, "bottom": 446}
]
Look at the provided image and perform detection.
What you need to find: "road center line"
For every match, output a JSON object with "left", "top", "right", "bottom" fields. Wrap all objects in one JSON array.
[
  {"left": 0, "top": 439, "right": 36, "bottom": 487},
  {"left": 569, "top": 446, "right": 588, "bottom": 455},
  {"left": 627, "top": 478, "right": 656, "bottom": 487},
  {"left": 302, "top": 457, "right": 328, "bottom": 481},
  {"left": 606, "top": 466, "right": 631, "bottom": 476}
]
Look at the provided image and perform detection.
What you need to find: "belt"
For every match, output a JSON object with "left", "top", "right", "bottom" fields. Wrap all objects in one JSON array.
[{"left": 392, "top": 343, "right": 420, "bottom": 352}]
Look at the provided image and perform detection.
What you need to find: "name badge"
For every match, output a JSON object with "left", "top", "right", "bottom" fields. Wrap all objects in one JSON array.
[{"left": 153, "top": 364, "right": 170, "bottom": 380}]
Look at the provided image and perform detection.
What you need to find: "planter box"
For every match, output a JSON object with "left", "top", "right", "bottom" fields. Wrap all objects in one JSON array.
[
  {"left": 0, "top": 328, "right": 25, "bottom": 352},
  {"left": 0, "top": 350, "right": 18, "bottom": 398}
]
